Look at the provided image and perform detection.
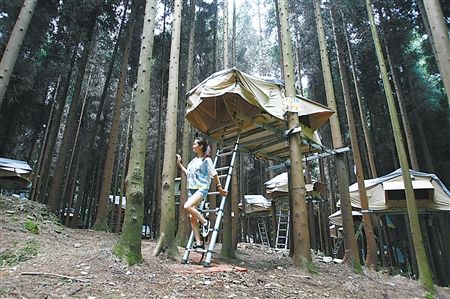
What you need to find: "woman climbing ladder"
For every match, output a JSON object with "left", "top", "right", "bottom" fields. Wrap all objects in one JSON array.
[{"left": 176, "top": 137, "right": 228, "bottom": 248}]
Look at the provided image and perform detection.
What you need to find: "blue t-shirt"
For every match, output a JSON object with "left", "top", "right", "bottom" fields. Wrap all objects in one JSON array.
[{"left": 187, "top": 157, "right": 217, "bottom": 190}]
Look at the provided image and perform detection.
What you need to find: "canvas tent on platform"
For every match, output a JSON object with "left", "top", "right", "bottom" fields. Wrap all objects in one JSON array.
[
  {"left": 264, "top": 171, "right": 326, "bottom": 199},
  {"left": 0, "top": 157, "right": 33, "bottom": 189},
  {"left": 185, "top": 68, "right": 334, "bottom": 161},
  {"left": 344, "top": 169, "right": 450, "bottom": 213},
  {"left": 240, "top": 195, "right": 272, "bottom": 214}
]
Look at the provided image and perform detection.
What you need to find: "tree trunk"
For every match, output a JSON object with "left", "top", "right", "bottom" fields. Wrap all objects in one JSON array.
[
  {"left": 94, "top": 5, "right": 135, "bottom": 231},
  {"left": 231, "top": 0, "right": 236, "bottom": 66},
  {"left": 0, "top": 0, "right": 38, "bottom": 107},
  {"left": 70, "top": 143, "right": 92, "bottom": 229},
  {"left": 46, "top": 12, "right": 98, "bottom": 213},
  {"left": 62, "top": 70, "right": 93, "bottom": 225},
  {"left": 330, "top": 5, "right": 377, "bottom": 268},
  {"left": 220, "top": 0, "right": 235, "bottom": 259},
  {"left": 384, "top": 43, "right": 419, "bottom": 171},
  {"left": 420, "top": 0, "right": 450, "bottom": 104},
  {"left": 413, "top": 111, "right": 435, "bottom": 173},
  {"left": 314, "top": 0, "right": 359, "bottom": 268},
  {"left": 213, "top": 0, "right": 219, "bottom": 71},
  {"left": 37, "top": 44, "right": 78, "bottom": 204},
  {"left": 176, "top": 0, "right": 196, "bottom": 245},
  {"left": 278, "top": 0, "right": 311, "bottom": 266},
  {"left": 153, "top": 0, "right": 182, "bottom": 258},
  {"left": 365, "top": 0, "right": 434, "bottom": 289},
  {"left": 231, "top": 157, "right": 239, "bottom": 249},
  {"left": 221, "top": 155, "right": 235, "bottom": 258},
  {"left": 31, "top": 77, "right": 60, "bottom": 202},
  {"left": 115, "top": 105, "right": 132, "bottom": 234},
  {"left": 342, "top": 14, "right": 377, "bottom": 178},
  {"left": 113, "top": 0, "right": 157, "bottom": 265},
  {"left": 223, "top": 0, "right": 229, "bottom": 69}
]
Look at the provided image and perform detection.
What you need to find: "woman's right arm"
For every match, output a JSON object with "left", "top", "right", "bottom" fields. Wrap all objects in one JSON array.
[{"left": 176, "top": 154, "right": 188, "bottom": 175}]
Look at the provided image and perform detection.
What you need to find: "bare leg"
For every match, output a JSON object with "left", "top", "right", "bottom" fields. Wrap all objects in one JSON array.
[
  {"left": 190, "top": 215, "right": 202, "bottom": 244},
  {"left": 184, "top": 191, "right": 205, "bottom": 243}
]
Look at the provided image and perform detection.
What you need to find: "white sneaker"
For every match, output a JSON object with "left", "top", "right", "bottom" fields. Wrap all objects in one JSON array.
[{"left": 201, "top": 219, "right": 210, "bottom": 237}]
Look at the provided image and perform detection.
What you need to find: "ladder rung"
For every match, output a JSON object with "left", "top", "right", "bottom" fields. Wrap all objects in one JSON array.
[
  {"left": 218, "top": 174, "right": 227, "bottom": 178},
  {"left": 218, "top": 151, "right": 234, "bottom": 157},
  {"left": 188, "top": 248, "right": 208, "bottom": 253},
  {"left": 199, "top": 208, "right": 218, "bottom": 213},
  {"left": 215, "top": 166, "right": 230, "bottom": 172},
  {"left": 208, "top": 191, "right": 223, "bottom": 196}
]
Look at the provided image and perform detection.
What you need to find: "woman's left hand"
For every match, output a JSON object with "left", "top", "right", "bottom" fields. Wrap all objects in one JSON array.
[{"left": 218, "top": 187, "right": 228, "bottom": 196}]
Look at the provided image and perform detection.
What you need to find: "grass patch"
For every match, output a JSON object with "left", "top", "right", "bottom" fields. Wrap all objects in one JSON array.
[
  {"left": 22, "top": 219, "right": 39, "bottom": 234},
  {"left": 0, "top": 240, "right": 39, "bottom": 267},
  {"left": 304, "top": 259, "right": 319, "bottom": 275}
]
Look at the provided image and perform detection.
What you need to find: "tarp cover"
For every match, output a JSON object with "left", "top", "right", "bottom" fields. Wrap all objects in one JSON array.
[
  {"left": 0, "top": 157, "right": 33, "bottom": 187},
  {"left": 329, "top": 210, "right": 363, "bottom": 226},
  {"left": 240, "top": 195, "right": 272, "bottom": 214},
  {"left": 346, "top": 169, "right": 450, "bottom": 212},
  {"left": 265, "top": 172, "right": 325, "bottom": 197},
  {"left": 185, "top": 68, "right": 334, "bottom": 160}
]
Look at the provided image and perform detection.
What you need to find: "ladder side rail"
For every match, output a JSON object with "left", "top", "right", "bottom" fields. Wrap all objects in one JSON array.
[
  {"left": 285, "top": 211, "right": 290, "bottom": 249},
  {"left": 203, "top": 139, "right": 239, "bottom": 266}
]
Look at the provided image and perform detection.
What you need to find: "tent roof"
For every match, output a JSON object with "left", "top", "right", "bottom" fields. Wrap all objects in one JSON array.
[
  {"left": 185, "top": 68, "right": 334, "bottom": 161},
  {"left": 264, "top": 171, "right": 325, "bottom": 196},
  {"left": 240, "top": 195, "right": 272, "bottom": 214},
  {"left": 346, "top": 169, "right": 450, "bottom": 212},
  {"left": 0, "top": 157, "right": 33, "bottom": 187},
  {"left": 329, "top": 210, "right": 362, "bottom": 226}
]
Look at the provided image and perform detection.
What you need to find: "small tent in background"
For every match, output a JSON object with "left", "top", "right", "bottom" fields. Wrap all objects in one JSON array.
[
  {"left": 0, "top": 157, "right": 33, "bottom": 196},
  {"left": 265, "top": 171, "right": 325, "bottom": 198},
  {"left": 264, "top": 172, "right": 327, "bottom": 251},
  {"left": 240, "top": 195, "right": 272, "bottom": 214},
  {"left": 346, "top": 169, "right": 450, "bottom": 212},
  {"left": 239, "top": 195, "right": 272, "bottom": 246},
  {"left": 333, "top": 169, "right": 450, "bottom": 285}
]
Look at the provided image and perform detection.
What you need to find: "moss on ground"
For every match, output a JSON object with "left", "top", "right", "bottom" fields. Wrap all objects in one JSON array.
[{"left": 0, "top": 240, "right": 39, "bottom": 267}]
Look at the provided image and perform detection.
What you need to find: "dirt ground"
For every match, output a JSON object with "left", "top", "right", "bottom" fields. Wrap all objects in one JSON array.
[{"left": 1, "top": 196, "right": 449, "bottom": 299}]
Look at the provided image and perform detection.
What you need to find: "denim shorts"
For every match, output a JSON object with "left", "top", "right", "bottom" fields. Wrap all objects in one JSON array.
[{"left": 188, "top": 188, "right": 208, "bottom": 200}]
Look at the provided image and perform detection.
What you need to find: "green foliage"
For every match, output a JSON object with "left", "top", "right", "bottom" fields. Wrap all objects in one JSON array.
[
  {"left": 113, "top": 242, "right": 143, "bottom": 266},
  {"left": 22, "top": 220, "right": 39, "bottom": 234},
  {"left": 424, "top": 291, "right": 434, "bottom": 299},
  {"left": 304, "top": 259, "right": 319, "bottom": 275},
  {"left": 0, "top": 240, "right": 39, "bottom": 267}
]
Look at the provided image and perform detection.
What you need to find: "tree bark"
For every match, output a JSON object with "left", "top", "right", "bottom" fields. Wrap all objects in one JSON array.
[
  {"left": 113, "top": 0, "right": 157, "bottom": 265},
  {"left": 342, "top": 13, "right": 377, "bottom": 178},
  {"left": 153, "top": 0, "right": 182, "bottom": 258},
  {"left": 0, "top": 0, "right": 38, "bottom": 107},
  {"left": 365, "top": 0, "right": 434, "bottom": 289},
  {"left": 223, "top": 0, "right": 229, "bottom": 69},
  {"left": 63, "top": 69, "right": 93, "bottom": 226},
  {"left": 176, "top": 0, "right": 196, "bottom": 245},
  {"left": 278, "top": 0, "right": 311, "bottom": 266},
  {"left": 420, "top": 0, "right": 450, "bottom": 104},
  {"left": 413, "top": 111, "right": 435, "bottom": 173},
  {"left": 94, "top": 4, "right": 135, "bottom": 231},
  {"left": 115, "top": 105, "right": 132, "bottom": 234},
  {"left": 46, "top": 13, "right": 98, "bottom": 213},
  {"left": 220, "top": 0, "right": 235, "bottom": 259},
  {"left": 384, "top": 43, "right": 419, "bottom": 171},
  {"left": 231, "top": 156, "right": 239, "bottom": 249},
  {"left": 314, "top": 0, "right": 359, "bottom": 268},
  {"left": 31, "top": 77, "right": 60, "bottom": 202},
  {"left": 330, "top": 5, "right": 377, "bottom": 268},
  {"left": 37, "top": 44, "right": 78, "bottom": 204}
]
